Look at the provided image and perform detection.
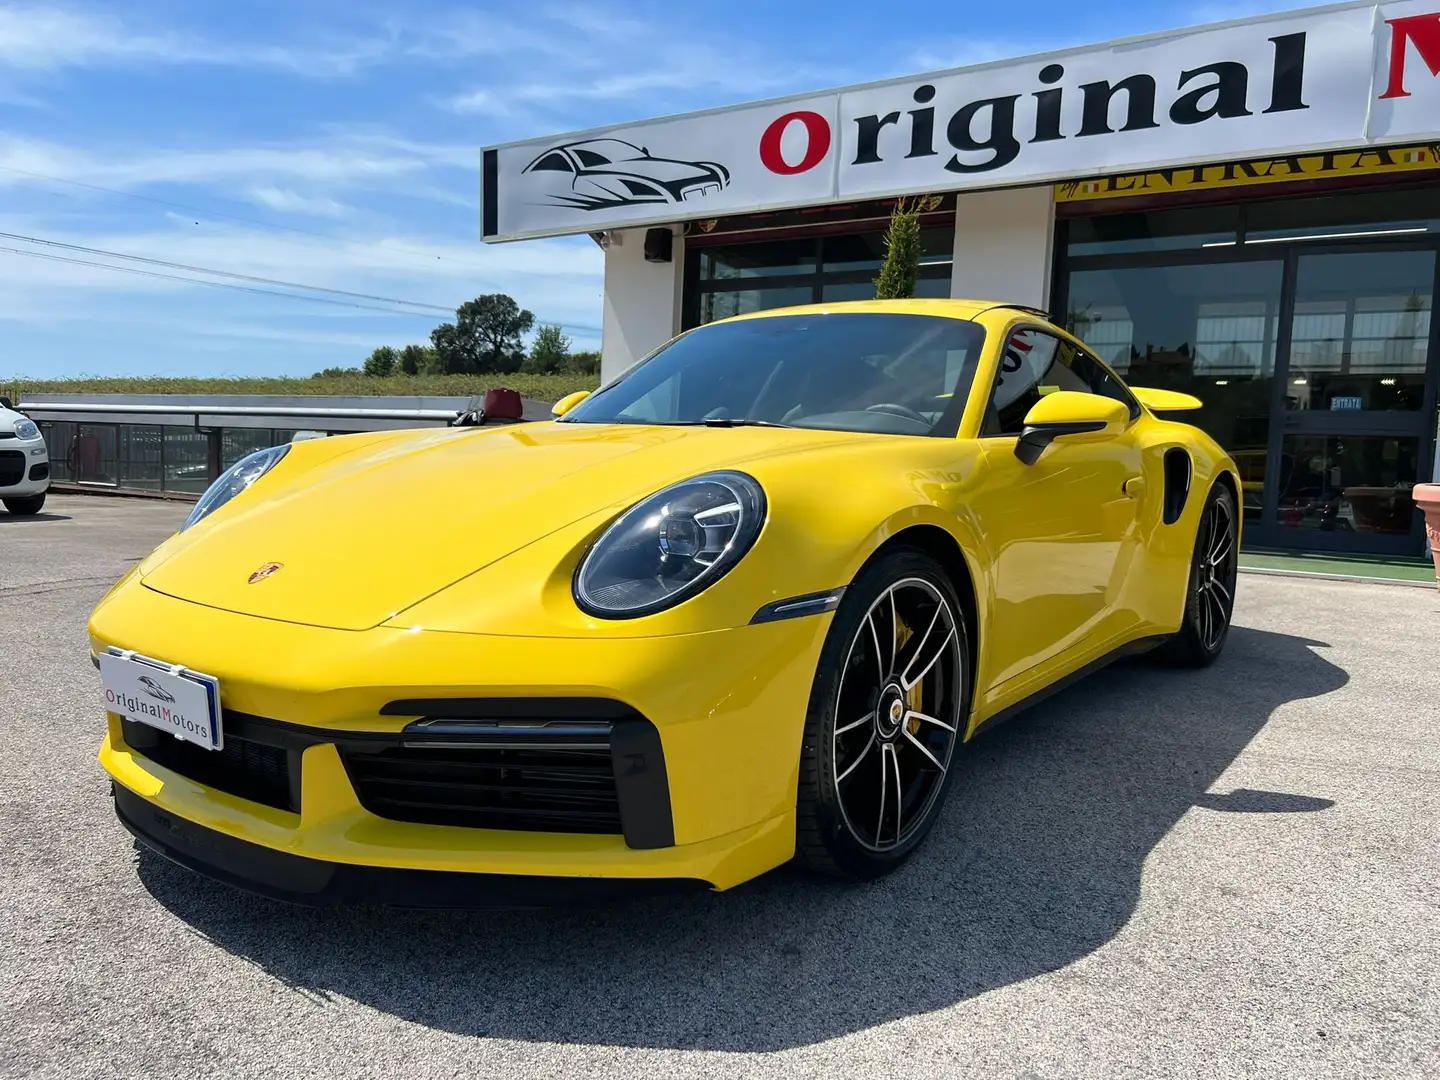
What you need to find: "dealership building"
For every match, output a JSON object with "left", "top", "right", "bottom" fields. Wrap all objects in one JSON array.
[{"left": 483, "top": 0, "right": 1440, "bottom": 559}]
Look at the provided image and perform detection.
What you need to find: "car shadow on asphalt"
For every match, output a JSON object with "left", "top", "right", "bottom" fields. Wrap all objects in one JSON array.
[
  {"left": 0, "top": 513, "right": 71, "bottom": 524},
  {"left": 135, "top": 625, "right": 1347, "bottom": 1052}
]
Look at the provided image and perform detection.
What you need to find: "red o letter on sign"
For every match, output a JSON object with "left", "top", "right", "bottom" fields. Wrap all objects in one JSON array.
[{"left": 759, "top": 111, "right": 831, "bottom": 175}]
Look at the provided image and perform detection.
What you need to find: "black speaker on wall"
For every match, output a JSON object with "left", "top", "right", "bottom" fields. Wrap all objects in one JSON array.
[{"left": 643, "top": 227, "right": 673, "bottom": 263}]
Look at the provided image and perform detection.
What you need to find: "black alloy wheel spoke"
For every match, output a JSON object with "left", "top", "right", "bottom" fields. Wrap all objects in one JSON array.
[
  {"left": 1194, "top": 497, "right": 1236, "bottom": 653},
  {"left": 832, "top": 578, "right": 963, "bottom": 852}
]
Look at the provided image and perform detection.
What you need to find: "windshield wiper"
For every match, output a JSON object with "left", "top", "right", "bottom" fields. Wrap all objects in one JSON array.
[{"left": 693, "top": 417, "right": 791, "bottom": 428}]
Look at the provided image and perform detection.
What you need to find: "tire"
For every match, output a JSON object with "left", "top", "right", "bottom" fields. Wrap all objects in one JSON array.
[
  {"left": 1156, "top": 482, "right": 1238, "bottom": 669},
  {"left": 2, "top": 493, "right": 46, "bottom": 516},
  {"left": 795, "top": 548, "right": 971, "bottom": 880}
]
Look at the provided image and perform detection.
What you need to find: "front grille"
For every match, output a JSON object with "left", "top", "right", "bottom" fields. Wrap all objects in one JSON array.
[
  {"left": 29, "top": 462, "right": 49, "bottom": 482},
  {"left": 0, "top": 450, "right": 23, "bottom": 486},
  {"left": 121, "top": 717, "right": 296, "bottom": 813},
  {"left": 117, "top": 700, "right": 674, "bottom": 847},
  {"left": 342, "top": 732, "right": 623, "bottom": 835}
]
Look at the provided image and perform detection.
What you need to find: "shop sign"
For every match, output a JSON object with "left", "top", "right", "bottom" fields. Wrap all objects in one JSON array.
[
  {"left": 1055, "top": 143, "right": 1440, "bottom": 201},
  {"left": 483, "top": 1, "right": 1440, "bottom": 242}
]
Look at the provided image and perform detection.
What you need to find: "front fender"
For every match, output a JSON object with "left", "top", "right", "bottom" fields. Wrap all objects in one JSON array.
[{"left": 392, "top": 437, "right": 991, "bottom": 640}]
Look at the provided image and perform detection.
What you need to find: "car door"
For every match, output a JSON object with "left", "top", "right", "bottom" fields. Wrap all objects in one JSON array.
[{"left": 965, "top": 324, "right": 1147, "bottom": 694}]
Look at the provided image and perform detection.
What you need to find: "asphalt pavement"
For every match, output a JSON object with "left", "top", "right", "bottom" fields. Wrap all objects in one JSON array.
[{"left": 2, "top": 495, "right": 1436, "bottom": 1079}]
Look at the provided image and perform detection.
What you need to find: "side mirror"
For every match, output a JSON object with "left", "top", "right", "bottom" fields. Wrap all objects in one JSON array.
[
  {"left": 1015, "top": 391, "right": 1130, "bottom": 465},
  {"left": 551, "top": 390, "right": 591, "bottom": 419}
]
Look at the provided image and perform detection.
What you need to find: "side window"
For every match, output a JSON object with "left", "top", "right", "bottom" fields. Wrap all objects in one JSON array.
[
  {"left": 530, "top": 152, "right": 573, "bottom": 173},
  {"left": 984, "top": 328, "right": 1137, "bottom": 436}
]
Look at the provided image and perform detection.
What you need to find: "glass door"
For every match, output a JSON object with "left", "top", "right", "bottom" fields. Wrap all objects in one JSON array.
[{"left": 1265, "top": 247, "right": 1439, "bottom": 554}]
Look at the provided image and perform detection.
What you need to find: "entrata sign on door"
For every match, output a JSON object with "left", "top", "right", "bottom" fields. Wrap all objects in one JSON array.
[{"left": 482, "top": 1, "right": 1440, "bottom": 242}]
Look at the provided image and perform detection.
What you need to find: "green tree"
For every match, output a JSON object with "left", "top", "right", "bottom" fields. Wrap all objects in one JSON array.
[
  {"left": 398, "top": 343, "right": 437, "bottom": 375},
  {"left": 429, "top": 323, "right": 467, "bottom": 373},
  {"left": 524, "top": 324, "right": 572, "bottom": 373},
  {"left": 363, "top": 345, "right": 399, "bottom": 377},
  {"left": 312, "top": 366, "right": 361, "bottom": 379},
  {"left": 873, "top": 197, "right": 921, "bottom": 300},
  {"left": 430, "top": 293, "right": 535, "bottom": 374},
  {"left": 568, "top": 350, "right": 602, "bottom": 376}
]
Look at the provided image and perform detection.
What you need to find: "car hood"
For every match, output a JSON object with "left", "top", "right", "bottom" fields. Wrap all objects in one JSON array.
[
  {"left": 599, "top": 159, "right": 718, "bottom": 182},
  {"left": 140, "top": 421, "right": 861, "bottom": 631}
]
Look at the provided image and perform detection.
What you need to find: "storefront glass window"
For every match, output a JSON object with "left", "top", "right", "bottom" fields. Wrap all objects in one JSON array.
[
  {"left": 688, "top": 225, "right": 958, "bottom": 330},
  {"left": 1285, "top": 250, "right": 1433, "bottom": 412},
  {"left": 821, "top": 275, "right": 951, "bottom": 303},
  {"left": 1275, "top": 435, "right": 1420, "bottom": 535},
  {"left": 699, "top": 241, "right": 816, "bottom": 280},
  {"left": 1066, "top": 260, "right": 1284, "bottom": 522},
  {"left": 1244, "top": 187, "right": 1440, "bottom": 243},
  {"left": 699, "top": 286, "right": 813, "bottom": 324},
  {"left": 821, "top": 228, "right": 954, "bottom": 272},
  {"left": 1065, "top": 205, "right": 1240, "bottom": 256}
]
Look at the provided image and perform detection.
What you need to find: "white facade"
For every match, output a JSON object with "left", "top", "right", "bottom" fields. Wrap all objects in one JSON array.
[
  {"left": 600, "top": 228, "right": 684, "bottom": 384},
  {"left": 949, "top": 186, "right": 1056, "bottom": 311}
]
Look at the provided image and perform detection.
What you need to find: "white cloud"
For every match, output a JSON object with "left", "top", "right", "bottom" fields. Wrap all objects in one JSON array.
[
  {"left": 437, "top": 4, "right": 836, "bottom": 121},
  {"left": 0, "top": 132, "right": 478, "bottom": 197},
  {"left": 0, "top": 4, "right": 392, "bottom": 77},
  {"left": 244, "top": 188, "right": 352, "bottom": 218}
]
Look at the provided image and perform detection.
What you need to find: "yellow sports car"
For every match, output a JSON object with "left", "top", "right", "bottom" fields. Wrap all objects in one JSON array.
[{"left": 90, "top": 299, "right": 1240, "bottom": 906}]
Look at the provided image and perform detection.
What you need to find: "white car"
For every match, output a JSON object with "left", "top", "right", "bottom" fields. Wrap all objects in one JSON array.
[{"left": 0, "top": 398, "right": 50, "bottom": 515}]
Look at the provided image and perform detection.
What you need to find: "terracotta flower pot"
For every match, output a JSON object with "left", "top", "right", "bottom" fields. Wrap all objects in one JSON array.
[{"left": 1414, "top": 483, "right": 1440, "bottom": 591}]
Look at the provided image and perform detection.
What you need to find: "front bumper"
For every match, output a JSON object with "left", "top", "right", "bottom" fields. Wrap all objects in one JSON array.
[
  {"left": 93, "top": 578, "right": 829, "bottom": 898},
  {"left": 114, "top": 783, "right": 709, "bottom": 907},
  {"left": 0, "top": 444, "right": 48, "bottom": 496}
]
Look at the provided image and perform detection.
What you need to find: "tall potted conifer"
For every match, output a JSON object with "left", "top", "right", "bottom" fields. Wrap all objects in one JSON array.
[{"left": 874, "top": 198, "right": 921, "bottom": 300}]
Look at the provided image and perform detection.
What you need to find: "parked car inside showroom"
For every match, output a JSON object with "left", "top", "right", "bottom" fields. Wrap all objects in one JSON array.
[
  {"left": 89, "top": 299, "right": 1241, "bottom": 907},
  {"left": 0, "top": 396, "right": 51, "bottom": 515}
]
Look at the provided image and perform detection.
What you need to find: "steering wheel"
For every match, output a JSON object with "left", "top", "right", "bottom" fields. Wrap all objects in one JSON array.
[{"left": 865, "top": 403, "right": 931, "bottom": 425}]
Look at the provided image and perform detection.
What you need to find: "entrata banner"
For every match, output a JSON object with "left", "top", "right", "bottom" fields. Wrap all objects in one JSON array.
[{"left": 482, "top": 1, "right": 1440, "bottom": 242}]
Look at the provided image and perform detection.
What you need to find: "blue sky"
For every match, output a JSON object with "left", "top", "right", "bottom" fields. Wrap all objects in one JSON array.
[{"left": 0, "top": 0, "right": 1296, "bottom": 379}]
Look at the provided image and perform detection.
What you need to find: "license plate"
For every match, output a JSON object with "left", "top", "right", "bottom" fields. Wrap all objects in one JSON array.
[{"left": 98, "top": 649, "right": 223, "bottom": 751}]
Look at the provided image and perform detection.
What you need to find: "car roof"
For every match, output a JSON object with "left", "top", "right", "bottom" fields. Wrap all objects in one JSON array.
[{"left": 713, "top": 298, "right": 1056, "bottom": 325}]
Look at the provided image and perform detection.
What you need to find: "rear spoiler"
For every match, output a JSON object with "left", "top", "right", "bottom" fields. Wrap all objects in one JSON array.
[{"left": 1131, "top": 387, "right": 1203, "bottom": 412}]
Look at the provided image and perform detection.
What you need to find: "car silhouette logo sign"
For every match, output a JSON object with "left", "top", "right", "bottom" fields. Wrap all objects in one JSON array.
[
  {"left": 136, "top": 676, "right": 177, "bottom": 704},
  {"left": 248, "top": 562, "right": 283, "bottom": 584},
  {"left": 522, "top": 139, "right": 731, "bottom": 211}
]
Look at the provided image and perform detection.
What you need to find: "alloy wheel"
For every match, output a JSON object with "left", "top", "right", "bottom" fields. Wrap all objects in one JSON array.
[
  {"left": 831, "top": 577, "right": 964, "bottom": 852},
  {"left": 1195, "top": 494, "right": 1237, "bottom": 652}
]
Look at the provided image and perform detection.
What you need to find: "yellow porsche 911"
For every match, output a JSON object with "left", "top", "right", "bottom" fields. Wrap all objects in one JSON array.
[{"left": 91, "top": 299, "right": 1241, "bottom": 906}]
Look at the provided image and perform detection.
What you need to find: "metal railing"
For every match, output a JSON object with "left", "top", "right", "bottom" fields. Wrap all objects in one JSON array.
[{"left": 18, "top": 401, "right": 467, "bottom": 424}]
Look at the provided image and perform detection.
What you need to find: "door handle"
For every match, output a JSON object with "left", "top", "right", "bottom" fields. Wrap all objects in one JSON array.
[{"left": 1123, "top": 476, "right": 1145, "bottom": 499}]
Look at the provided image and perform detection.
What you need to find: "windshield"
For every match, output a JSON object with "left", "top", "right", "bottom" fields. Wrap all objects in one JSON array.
[{"left": 562, "top": 312, "right": 988, "bottom": 437}]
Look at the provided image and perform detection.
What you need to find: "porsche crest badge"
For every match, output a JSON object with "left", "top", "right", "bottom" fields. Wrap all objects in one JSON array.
[{"left": 247, "top": 562, "right": 283, "bottom": 584}]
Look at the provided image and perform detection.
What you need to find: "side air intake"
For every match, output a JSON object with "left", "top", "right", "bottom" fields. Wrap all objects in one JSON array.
[{"left": 1163, "top": 448, "right": 1192, "bottom": 526}]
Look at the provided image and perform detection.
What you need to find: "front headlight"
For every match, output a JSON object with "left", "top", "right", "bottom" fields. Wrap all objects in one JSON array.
[
  {"left": 574, "top": 471, "right": 766, "bottom": 619},
  {"left": 182, "top": 445, "right": 289, "bottom": 532},
  {"left": 12, "top": 419, "right": 39, "bottom": 441}
]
